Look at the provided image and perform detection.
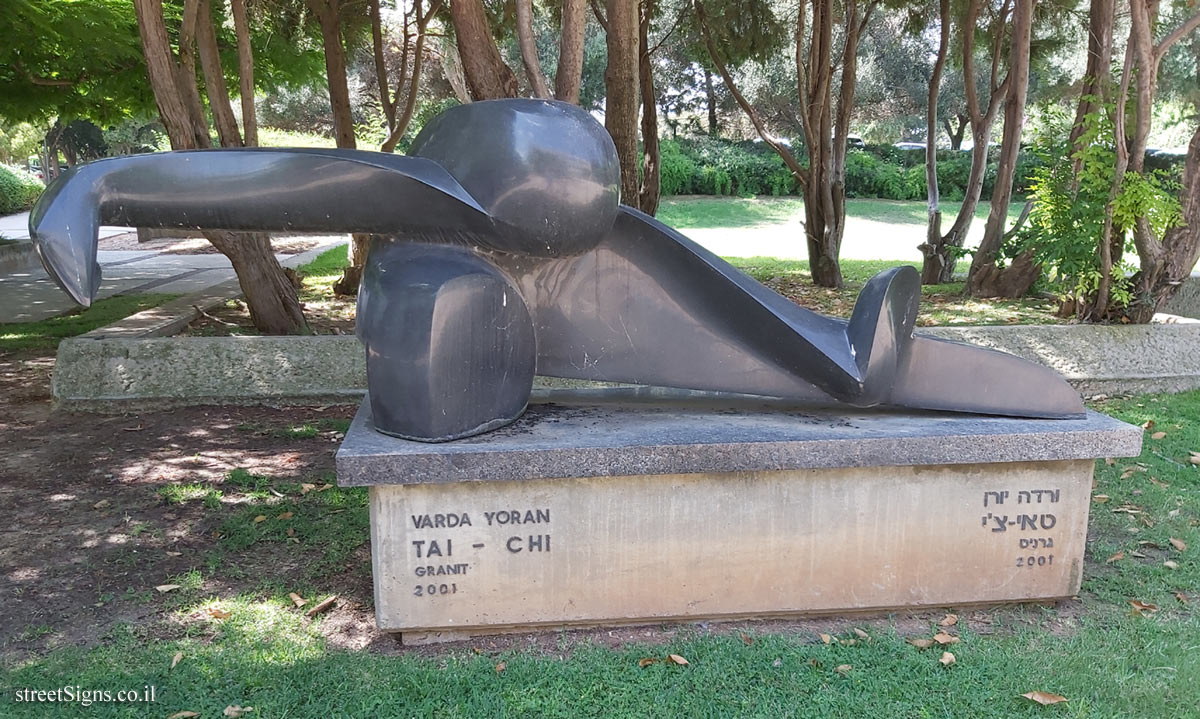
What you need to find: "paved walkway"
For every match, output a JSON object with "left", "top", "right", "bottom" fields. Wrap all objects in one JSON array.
[{"left": 1, "top": 211, "right": 347, "bottom": 323}]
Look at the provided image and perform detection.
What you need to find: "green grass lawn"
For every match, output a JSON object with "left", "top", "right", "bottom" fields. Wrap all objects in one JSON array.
[
  {"left": 3, "top": 392, "right": 1197, "bottom": 717},
  {"left": 657, "top": 196, "right": 1025, "bottom": 230},
  {"left": 0, "top": 294, "right": 179, "bottom": 353}
]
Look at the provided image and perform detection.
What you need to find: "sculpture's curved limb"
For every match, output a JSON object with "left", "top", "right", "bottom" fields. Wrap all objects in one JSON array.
[
  {"left": 29, "top": 148, "right": 496, "bottom": 306},
  {"left": 496, "top": 207, "right": 1085, "bottom": 419}
]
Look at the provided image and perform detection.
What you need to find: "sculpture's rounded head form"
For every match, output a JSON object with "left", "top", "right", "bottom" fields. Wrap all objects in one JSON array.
[{"left": 410, "top": 99, "right": 620, "bottom": 257}]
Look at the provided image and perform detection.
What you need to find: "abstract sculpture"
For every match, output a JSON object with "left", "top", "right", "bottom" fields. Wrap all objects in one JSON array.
[{"left": 30, "top": 99, "right": 1084, "bottom": 441}]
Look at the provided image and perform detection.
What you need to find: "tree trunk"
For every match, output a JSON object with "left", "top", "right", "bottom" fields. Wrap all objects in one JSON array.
[
  {"left": 438, "top": 39, "right": 472, "bottom": 103},
  {"left": 230, "top": 0, "right": 257, "bottom": 146},
  {"left": 636, "top": 0, "right": 660, "bottom": 215},
  {"left": 310, "top": 0, "right": 357, "bottom": 150},
  {"left": 556, "top": 0, "right": 587, "bottom": 103},
  {"left": 605, "top": 0, "right": 641, "bottom": 205},
  {"left": 175, "top": 0, "right": 214, "bottom": 148},
  {"left": 516, "top": 0, "right": 551, "bottom": 97},
  {"left": 370, "top": 0, "right": 396, "bottom": 129},
  {"left": 1068, "top": 0, "right": 1114, "bottom": 174},
  {"left": 920, "top": 0, "right": 950, "bottom": 285},
  {"left": 133, "top": 0, "right": 306, "bottom": 333},
  {"left": 704, "top": 67, "right": 718, "bottom": 135},
  {"left": 196, "top": 0, "right": 244, "bottom": 148},
  {"left": 450, "top": 0, "right": 519, "bottom": 100},
  {"left": 205, "top": 230, "right": 307, "bottom": 333},
  {"left": 967, "top": 0, "right": 1034, "bottom": 298},
  {"left": 943, "top": 113, "right": 967, "bottom": 150},
  {"left": 382, "top": 0, "right": 440, "bottom": 153}
]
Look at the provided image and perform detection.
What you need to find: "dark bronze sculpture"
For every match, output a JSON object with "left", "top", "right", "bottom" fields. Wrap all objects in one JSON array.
[{"left": 30, "top": 99, "right": 1084, "bottom": 441}]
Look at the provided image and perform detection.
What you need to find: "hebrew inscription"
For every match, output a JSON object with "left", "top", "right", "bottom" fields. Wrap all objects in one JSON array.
[{"left": 980, "top": 486, "right": 1064, "bottom": 568}]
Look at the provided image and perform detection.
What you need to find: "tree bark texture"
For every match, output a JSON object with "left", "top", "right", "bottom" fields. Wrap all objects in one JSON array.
[
  {"left": 516, "top": 0, "right": 551, "bottom": 97},
  {"left": 556, "top": 0, "right": 588, "bottom": 102},
  {"left": 967, "top": 0, "right": 1036, "bottom": 298},
  {"left": 230, "top": 0, "right": 258, "bottom": 145},
  {"left": 919, "top": 0, "right": 950, "bottom": 285},
  {"left": 309, "top": 0, "right": 357, "bottom": 150},
  {"left": 605, "top": 0, "right": 641, "bottom": 205},
  {"left": 450, "top": 0, "right": 519, "bottom": 100},
  {"left": 704, "top": 67, "right": 718, "bottom": 135},
  {"left": 196, "top": 0, "right": 244, "bottom": 147},
  {"left": 636, "top": 0, "right": 660, "bottom": 215}
]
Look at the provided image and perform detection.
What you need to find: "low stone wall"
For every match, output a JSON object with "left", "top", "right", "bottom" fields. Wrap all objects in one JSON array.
[{"left": 53, "top": 322, "right": 1200, "bottom": 409}]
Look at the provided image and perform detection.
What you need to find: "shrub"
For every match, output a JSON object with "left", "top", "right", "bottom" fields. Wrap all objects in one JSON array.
[
  {"left": 0, "top": 164, "right": 43, "bottom": 214},
  {"left": 659, "top": 140, "right": 697, "bottom": 195}
]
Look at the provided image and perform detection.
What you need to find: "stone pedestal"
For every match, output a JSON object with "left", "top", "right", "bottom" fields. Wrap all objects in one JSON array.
[{"left": 336, "top": 389, "right": 1142, "bottom": 643}]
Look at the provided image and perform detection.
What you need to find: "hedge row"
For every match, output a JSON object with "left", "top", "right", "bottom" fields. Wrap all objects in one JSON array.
[
  {"left": 660, "top": 136, "right": 1048, "bottom": 201},
  {"left": 0, "top": 164, "right": 43, "bottom": 215}
]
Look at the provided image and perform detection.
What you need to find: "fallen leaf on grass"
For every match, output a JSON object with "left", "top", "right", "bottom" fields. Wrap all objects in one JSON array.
[
  {"left": 305, "top": 595, "right": 337, "bottom": 617},
  {"left": 1151, "top": 431, "right": 1167, "bottom": 440},
  {"left": 253, "top": 515, "right": 266, "bottom": 524},
  {"left": 286, "top": 528, "right": 295, "bottom": 537},
  {"left": 908, "top": 638, "right": 935, "bottom": 649},
  {"left": 300, "top": 483, "right": 316, "bottom": 495},
  {"left": 854, "top": 628, "right": 870, "bottom": 639},
  {"left": 155, "top": 584, "right": 181, "bottom": 593},
  {"left": 1106, "top": 551, "right": 1125, "bottom": 564},
  {"left": 741, "top": 634, "right": 753, "bottom": 645},
  {"left": 1170, "top": 538, "right": 1188, "bottom": 552},
  {"left": 165, "top": 551, "right": 183, "bottom": 557},
  {"left": 1142, "top": 420, "right": 1156, "bottom": 430},
  {"left": 1130, "top": 550, "right": 1148, "bottom": 558},
  {"left": 939, "top": 614, "right": 958, "bottom": 627},
  {"left": 819, "top": 633, "right": 833, "bottom": 645},
  {"left": 170, "top": 651, "right": 183, "bottom": 669},
  {"left": 1164, "top": 560, "right": 1179, "bottom": 570},
  {"left": 1176, "top": 592, "right": 1190, "bottom": 604},
  {"left": 933, "top": 632, "right": 960, "bottom": 645},
  {"left": 668, "top": 654, "right": 689, "bottom": 666},
  {"left": 939, "top": 652, "right": 955, "bottom": 666},
  {"left": 224, "top": 706, "right": 255, "bottom": 718},
  {"left": 1129, "top": 600, "right": 1158, "bottom": 615},
  {"left": 93, "top": 500, "right": 110, "bottom": 509},
  {"left": 208, "top": 607, "right": 232, "bottom": 620},
  {"left": 1189, "top": 452, "right": 1200, "bottom": 466},
  {"left": 316, "top": 483, "right": 334, "bottom": 492},
  {"left": 1092, "top": 494, "right": 1110, "bottom": 503},
  {"left": 637, "top": 657, "right": 658, "bottom": 668},
  {"left": 834, "top": 664, "right": 852, "bottom": 675},
  {"left": 288, "top": 592, "right": 307, "bottom": 608},
  {"left": 276, "top": 511, "right": 293, "bottom": 520},
  {"left": 1148, "top": 476, "right": 1169, "bottom": 489},
  {"left": 1021, "top": 691, "right": 1067, "bottom": 706},
  {"left": 167, "top": 712, "right": 199, "bottom": 719},
  {"left": 494, "top": 661, "right": 506, "bottom": 673},
  {"left": 1104, "top": 457, "right": 1117, "bottom": 466}
]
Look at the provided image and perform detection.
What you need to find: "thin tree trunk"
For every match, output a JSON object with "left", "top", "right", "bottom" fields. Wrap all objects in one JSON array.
[
  {"left": 967, "top": 0, "right": 1035, "bottom": 298},
  {"left": 556, "top": 0, "right": 587, "bottom": 103},
  {"left": 1068, "top": 0, "right": 1114, "bottom": 177},
  {"left": 370, "top": 0, "right": 396, "bottom": 129},
  {"left": 310, "top": 0, "right": 357, "bottom": 149},
  {"left": 516, "top": 0, "right": 551, "bottom": 97},
  {"left": 382, "top": 0, "right": 441, "bottom": 152},
  {"left": 605, "top": 0, "right": 641, "bottom": 205},
  {"left": 196, "top": 0, "right": 244, "bottom": 148},
  {"left": 230, "top": 0, "right": 257, "bottom": 146},
  {"left": 704, "top": 67, "right": 718, "bottom": 135},
  {"left": 133, "top": 0, "right": 205, "bottom": 150},
  {"left": 175, "top": 0, "right": 213, "bottom": 148},
  {"left": 438, "top": 39, "right": 472, "bottom": 104},
  {"left": 450, "top": 0, "right": 519, "bottom": 100},
  {"left": 637, "top": 0, "right": 660, "bottom": 214},
  {"left": 920, "top": 0, "right": 950, "bottom": 285}
]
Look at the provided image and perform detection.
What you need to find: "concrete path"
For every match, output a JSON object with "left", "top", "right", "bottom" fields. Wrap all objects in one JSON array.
[{"left": 1, "top": 209, "right": 347, "bottom": 323}]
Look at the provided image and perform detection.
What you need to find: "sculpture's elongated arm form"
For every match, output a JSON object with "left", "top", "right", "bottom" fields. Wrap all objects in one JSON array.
[
  {"left": 29, "top": 148, "right": 495, "bottom": 305},
  {"left": 497, "top": 207, "right": 1086, "bottom": 419}
]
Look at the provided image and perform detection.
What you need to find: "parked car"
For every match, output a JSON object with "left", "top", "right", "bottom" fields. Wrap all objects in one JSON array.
[
  {"left": 893, "top": 141, "right": 926, "bottom": 151},
  {"left": 847, "top": 135, "right": 865, "bottom": 149}
]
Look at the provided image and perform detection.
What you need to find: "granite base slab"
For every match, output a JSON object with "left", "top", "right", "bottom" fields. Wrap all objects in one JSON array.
[{"left": 335, "top": 390, "right": 1142, "bottom": 641}]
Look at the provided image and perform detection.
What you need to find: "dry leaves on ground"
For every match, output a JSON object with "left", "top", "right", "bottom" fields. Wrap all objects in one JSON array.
[
  {"left": 208, "top": 607, "right": 232, "bottom": 620},
  {"left": 1021, "top": 691, "right": 1068, "bottom": 705},
  {"left": 933, "top": 632, "right": 960, "bottom": 645},
  {"left": 1151, "top": 431, "right": 1167, "bottom": 440},
  {"left": 494, "top": 661, "right": 506, "bottom": 673},
  {"left": 1106, "top": 551, "right": 1125, "bottom": 564},
  {"left": 224, "top": 707, "right": 255, "bottom": 718},
  {"left": 253, "top": 515, "right": 266, "bottom": 524},
  {"left": 167, "top": 712, "right": 200, "bottom": 719},
  {"left": 288, "top": 592, "right": 307, "bottom": 608},
  {"left": 834, "top": 664, "right": 852, "bottom": 675},
  {"left": 939, "top": 652, "right": 955, "bottom": 666},
  {"left": 939, "top": 614, "right": 958, "bottom": 627},
  {"left": 908, "top": 638, "right": 935, "bottom": 649},
  {"left": 1129, "top": 600, "right": 1158, "bottom": 616},
  {"left": 1170, "top": 537, "right": 1187, "bottom": 552},
  {"left": 170, "top": 651, "right": 183, "bottom": 670},
  {"left": 305, "top": 595, "right": 337, "bottom": 617},
  {"left": 667, "top": 654, "right": 689, "bottom": 666},
  {"left": 155, "top": 584, "right": 181, "bottom": 593}
]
